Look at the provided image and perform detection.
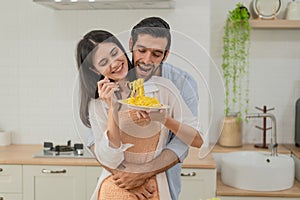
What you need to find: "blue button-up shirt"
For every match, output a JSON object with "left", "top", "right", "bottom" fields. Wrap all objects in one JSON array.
[{"left": 162, "top": 62, "right": 199, "bottom": 200}]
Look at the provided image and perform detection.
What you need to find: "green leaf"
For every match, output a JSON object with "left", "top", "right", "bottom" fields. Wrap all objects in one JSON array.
[{"left": 221, "top": 2, "right": 251, "bottom": 119}]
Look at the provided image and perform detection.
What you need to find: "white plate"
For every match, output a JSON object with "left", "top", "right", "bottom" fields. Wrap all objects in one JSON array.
[
  {"left": 252, "top": 0, "right": 282, "bottom": 19},
  {"left": 118, "top": 100, "right": 169, "bottom": 111}
]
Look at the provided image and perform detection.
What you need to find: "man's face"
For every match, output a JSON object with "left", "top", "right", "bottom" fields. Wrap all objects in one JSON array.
[{"left": 131, "top": 34, "right": 168, "bottom": 80}]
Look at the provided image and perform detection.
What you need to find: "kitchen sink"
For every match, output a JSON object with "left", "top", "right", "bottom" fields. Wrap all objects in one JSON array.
[{"left": 216, "top": 151, "right": 295, "bottom": 191}]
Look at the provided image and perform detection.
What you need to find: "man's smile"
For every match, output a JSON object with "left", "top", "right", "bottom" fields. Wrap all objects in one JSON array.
[{"left": 137, "top": 64, "right": 153, "bottom": 73}]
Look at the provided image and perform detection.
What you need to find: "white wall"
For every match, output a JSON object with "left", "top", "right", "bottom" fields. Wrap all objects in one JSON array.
[
  {"left": 210, "top": 0, "right": 300, "bottom": 145},
  {"left": 2, "top": 0, "right": 298, "bottom": 146},
  {"left": 0, "top": 0, "right": 210, "bottom": 144}
]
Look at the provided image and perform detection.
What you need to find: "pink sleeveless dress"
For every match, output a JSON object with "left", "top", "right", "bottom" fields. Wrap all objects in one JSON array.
[{"left": 98, "top": 110, "right": 161, "bottom": 200}]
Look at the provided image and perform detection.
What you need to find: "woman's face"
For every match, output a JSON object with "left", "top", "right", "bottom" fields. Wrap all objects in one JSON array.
[{"left": 92, "top": 42, "right": 128, "bottom": 81}]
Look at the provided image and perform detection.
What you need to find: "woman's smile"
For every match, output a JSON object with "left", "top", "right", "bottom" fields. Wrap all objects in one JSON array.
[{"left": 112, "top": 63, "right": 124, "bottom": 74}]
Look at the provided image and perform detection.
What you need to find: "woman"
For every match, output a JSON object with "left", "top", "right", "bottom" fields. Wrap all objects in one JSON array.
[{"left": 76, "top": 30, "right": 203, "bottom": 200}]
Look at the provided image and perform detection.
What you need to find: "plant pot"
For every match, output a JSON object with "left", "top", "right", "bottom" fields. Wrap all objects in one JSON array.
[{"left": 219, "top": 116, "right": 242, "bottom": 147}]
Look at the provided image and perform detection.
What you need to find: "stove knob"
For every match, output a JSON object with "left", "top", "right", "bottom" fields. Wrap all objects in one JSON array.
[
  {"left": 74, "top": 143, "right": 84, "bottom": 155},
  {"left": 44, "top": 142, "right": 53, "bottom": 150},
  {"left": 74, "top": 143, "right": 83, "bottom": 150}
]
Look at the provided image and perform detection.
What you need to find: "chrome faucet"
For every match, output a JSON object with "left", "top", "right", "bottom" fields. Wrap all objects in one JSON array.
[{"left": 246, "top": 113, "right": 278, "bottom": 156}]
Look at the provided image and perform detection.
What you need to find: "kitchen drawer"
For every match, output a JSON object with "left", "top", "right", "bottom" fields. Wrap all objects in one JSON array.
[
  {"left": 0, "top": 193, "right": 22, "bottom": 200},
  {"left": 23, "top": 165, "right": 86, "bottom": 200},
  {"left": 0, "top": 165, "right": 22, "bottom": 193},
  {"left": 179, "top": 168, "right": 216, "bottom": 200}
]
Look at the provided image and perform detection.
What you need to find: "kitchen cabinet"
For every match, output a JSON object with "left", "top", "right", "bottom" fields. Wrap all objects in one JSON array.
[
  {"left": 0, "top": 194, "right": 22, "bottom": 200},
  {"left": 293, "top": 154, "right": 300, "bottom": 182},
  {"left": 1, "top": 163, "right": 217, "bottom": 200},
  {"left": 86, "top": 166, "right": 217, "bottom": 200},
  {"left": 0, "top": 165, "right": 22, "bottom": 200},
  {"left": 87, "top": 167, "right": 217, "bottom": 200},
  {"left": 86, "top": 166, "right": 102, "bottom": 199},
  {"left": 23, "top": 165, "right": 86, "bottom": 200},
  {"left": 22, "top": 165, "right": 103, "bottom": 200},
  {"left": 179, "top": 168, "right": 216, "bottom": 200},
  {"left": 217, "top": 197, "right": 298, "bottom": 200}
]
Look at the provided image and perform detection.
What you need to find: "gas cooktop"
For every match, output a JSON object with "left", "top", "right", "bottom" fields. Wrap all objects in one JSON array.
[{"left": 32, "top": 140, "right": 95, "bottom": 159}]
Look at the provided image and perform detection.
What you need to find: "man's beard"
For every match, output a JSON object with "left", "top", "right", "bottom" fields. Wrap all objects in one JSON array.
[{"left": 133, "top": 59, "right": 163, "bottom": 81}]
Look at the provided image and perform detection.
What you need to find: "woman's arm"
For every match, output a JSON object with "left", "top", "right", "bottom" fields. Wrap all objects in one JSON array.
[
  {"left": 147, "top": 76, "right": 204, "bottom": 149},
  {"left": 106, "top": 107, "right": 121, "bottom": 148},
  {"left": 97, "top": 77, "right": 121, "bottom": 148},
  {"left": 163, "top": 116, "right": 203, "bottom": 148},
  {"left": 89, "top": 99, "right": 131, "bottom": 169},
  {"left": 146, "top": 106, "right": 203, "bottom": 148}
]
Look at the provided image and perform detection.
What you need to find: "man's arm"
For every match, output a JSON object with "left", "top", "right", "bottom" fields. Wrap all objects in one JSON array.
[
  {"left": 112, "top": 149, "right": 179, "bottom": 189},
  {"left": 90, "top": 139, "right": 183, "bottom": 189}
]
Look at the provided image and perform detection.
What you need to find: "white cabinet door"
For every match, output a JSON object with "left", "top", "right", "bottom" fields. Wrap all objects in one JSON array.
[
  {"left": 179, "top": 168, "right": 216, "bottom": 200},
  {"left": 86, "top": 166, "right": 102, "bottom": 200},
  {"left": 23, "top": 165, "right": 86, "bottom": 200},
  {"left": 0, "top": 165, "right": 22, "bottom": 193},
  {"left": 217, "top": 197, "right": 298, "bottom": 200},
  {"left": 0, "top": 193, "right": 22, "bottom": 200}
]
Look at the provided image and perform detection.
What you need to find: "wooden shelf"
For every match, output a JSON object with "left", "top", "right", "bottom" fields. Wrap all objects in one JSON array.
[{"left": 249, "top": 19, "right": 300, "bottom": 29}]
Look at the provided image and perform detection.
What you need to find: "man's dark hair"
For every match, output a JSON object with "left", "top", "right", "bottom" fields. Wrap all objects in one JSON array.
[{"left": 131, "top": 17, "right": 171, "bottom": 51}]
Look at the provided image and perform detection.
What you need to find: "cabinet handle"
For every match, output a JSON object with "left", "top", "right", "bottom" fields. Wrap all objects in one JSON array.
[
  {"left": 181, "top": 171, "right": 196, "bottom": 177},
  {"left": 41, "top": 169, "right": 67, "bottom": 174},
  {"left": 0, "top": 168, "right": 3, "bottom": 172}
]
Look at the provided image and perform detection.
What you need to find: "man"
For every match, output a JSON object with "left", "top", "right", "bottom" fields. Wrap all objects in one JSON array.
[{"left": 88, "top": 17, "right": 199, "bottom": 200}]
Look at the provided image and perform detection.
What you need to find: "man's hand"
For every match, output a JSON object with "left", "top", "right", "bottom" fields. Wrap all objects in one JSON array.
[
  {"left": 148, "top": 109, "right": 167, "bottom": 124},
  {"left": 129, "top": 181, "right": 155, "bottom": 200},
  {"left": 112, "top": 170, "right": 153, "bottom": 190}
]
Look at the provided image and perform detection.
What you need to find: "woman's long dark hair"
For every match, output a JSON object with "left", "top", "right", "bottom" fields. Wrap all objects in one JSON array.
[{"left": 76, "top": 30, "right": 134, "bottom": 127}]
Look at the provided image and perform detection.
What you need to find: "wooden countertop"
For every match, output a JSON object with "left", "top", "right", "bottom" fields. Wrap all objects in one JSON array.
[
  {"left": 212, "top": 143, "right": 293, "bottom": 154},
  {"left": 217, "top": 173, "right": 300, "bottom": 198},
  {"left": 284, "top": 144, "right": 300, "bottom": 158},
  {"left": 0, "top": 144, "right": 298, "bottom": 167},
  {"left": 183, "top": 147, "right": 216, "bottom": 169},
  {"left": 0, "top": 144, "right": 100, "bottom": 166},
  {"left": 0, "top": 145, "right": 215, "bottom": 168}
]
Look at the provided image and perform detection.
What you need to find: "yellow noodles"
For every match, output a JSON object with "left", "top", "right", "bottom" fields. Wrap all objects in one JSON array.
[{"left": 123, "top": 78, "right": 161, "bottom": 107}]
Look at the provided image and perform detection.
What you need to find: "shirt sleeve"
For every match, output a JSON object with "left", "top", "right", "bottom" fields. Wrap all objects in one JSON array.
[
  {"left": 86, "top": 129, "right": 95, "bottom": 148},
  {"left": 88, "top": 99, "right": 133, "bottom": 169},
  {"left": 180, "top": 73, "right": 199, "bottom": 116},
  {"left": 160, "top": 68, "right": 201, "bottom": 161},
  {"left": 165, "top": 133, "right": 189, "bottom": 162},
  {"left": 94, "top": 130, "right": 133, "bottom": 169},
  {"left": 162, "top": 63, "right": 199, "bottom": 117}
]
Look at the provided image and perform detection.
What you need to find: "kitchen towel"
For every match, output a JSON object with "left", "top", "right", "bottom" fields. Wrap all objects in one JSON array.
[{"left": 0, "top": 131, "right": 11, "bottom": 146}]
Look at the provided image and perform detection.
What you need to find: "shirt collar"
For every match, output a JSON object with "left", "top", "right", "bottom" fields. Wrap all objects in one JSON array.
[{"left": 144, "top": 76, "right": 159, "bottom": 94}]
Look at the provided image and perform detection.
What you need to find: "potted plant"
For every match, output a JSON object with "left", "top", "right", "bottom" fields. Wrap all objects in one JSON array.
[{"left": 219, "top": 3, "right": 251, "bottom": 147}]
